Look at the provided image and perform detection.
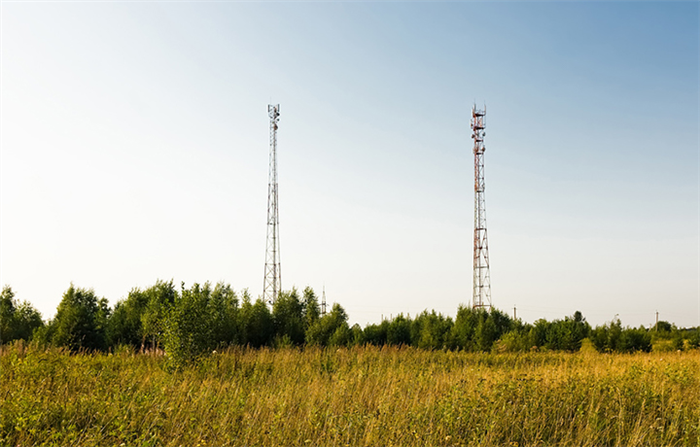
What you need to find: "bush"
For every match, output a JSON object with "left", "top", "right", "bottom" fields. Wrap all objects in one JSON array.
[
  {"left": 494, "top": 330, "right": 533, "bottom": 353},
  {"left": 687, "top": 327, "right": 700, "bottom": 349},
  {"left": 618, "top": 327, "right": 652, "bottom": 353},
  {"left": 652, "top": 339, "right": 676, "bottom": 353},
  {"left": 591, "top": 320, "right": 651, "bottom": 353}
]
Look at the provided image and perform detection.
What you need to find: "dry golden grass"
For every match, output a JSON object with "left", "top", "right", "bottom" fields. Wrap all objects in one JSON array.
[{"left": 1, "top": 343, "right": 698, "bottom": 446}]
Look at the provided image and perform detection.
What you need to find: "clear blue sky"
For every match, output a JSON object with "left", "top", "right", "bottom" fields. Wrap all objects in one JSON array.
[{"left": 1, "top": 1, "right": 698, "bottom": 328}]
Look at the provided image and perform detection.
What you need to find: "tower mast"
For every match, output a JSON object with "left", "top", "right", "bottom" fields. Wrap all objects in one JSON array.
[
  {"left": 263, "top": 104, "right": 281, "bottom": 305},
  {"left": 472, "top": 105, "right": 492, "bottom": 309}
]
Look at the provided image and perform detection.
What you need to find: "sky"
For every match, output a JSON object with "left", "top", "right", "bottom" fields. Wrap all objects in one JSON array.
[{"left": 1, "top": 1, "right": 698, "bottom": 329}]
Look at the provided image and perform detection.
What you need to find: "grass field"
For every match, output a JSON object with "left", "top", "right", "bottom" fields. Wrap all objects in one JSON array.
[{"left": 1, "top": 343, "right": 698, "bottom": 446}]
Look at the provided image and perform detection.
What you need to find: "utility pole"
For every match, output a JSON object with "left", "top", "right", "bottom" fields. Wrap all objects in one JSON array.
[
  {"left": 472, "top": 105, "right": 492, "bottom": 310},
  {"left": 655, "top": 311, "right": 659, "bottom": 331},
  {"left": 513, "top": 305, "right": 517, "bottom": 320},
  {"left": 263, "top": 104, "right": 281, "bottom": 305}
]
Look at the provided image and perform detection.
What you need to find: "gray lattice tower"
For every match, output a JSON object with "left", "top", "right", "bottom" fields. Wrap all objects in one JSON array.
[
  {"left": 472, "top": 105, "right": 492, "bottom": 309},
  {"left": 263, "top": 104, "right": 281, "bottom": 305}
]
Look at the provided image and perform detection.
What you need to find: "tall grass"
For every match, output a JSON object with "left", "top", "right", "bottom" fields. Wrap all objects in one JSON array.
[{"left": 2, "top": 343, "right": 698, "bottom": 446}]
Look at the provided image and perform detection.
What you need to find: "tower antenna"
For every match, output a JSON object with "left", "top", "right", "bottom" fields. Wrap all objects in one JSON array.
[
  {"left": 472, "top": 104, "right": 492, "bottom": 309},
  {"left": 263, "top": 104, "right": 281, "bottom": 305},
  {"left": 321, "top": 285, "right": 327, "bottom": 317}
]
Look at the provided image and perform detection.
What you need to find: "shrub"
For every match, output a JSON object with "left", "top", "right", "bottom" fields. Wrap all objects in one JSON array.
[
  {"left": 163, "top": 283, "right": 215, "bottom": 368},
  {"left": 494, "top": 329, "right": 533, "bottom": 353}
]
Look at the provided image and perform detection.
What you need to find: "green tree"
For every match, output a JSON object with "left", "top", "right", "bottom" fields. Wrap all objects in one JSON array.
[
  {"left": 475, "top": 312, "right": 498, "bottom": 351},
  {"left": 164, "top": 282, "right": 215, "bottom": 368},
  {"left": 272, "top": 289, "right": 305, "bottom": 345},
  {"left": 350, "top": 323, "right": 365, "bottom": 346},
  {"left": 329, "top": 323, "right": 352, "bottom": 346},
  {"left": 618, "top": 326, "right": 652, "bottom": 353},
  {"left": 412, "top": 311, "right": 453, "bottom": 350},
  {"left": 141, "top": 280, "right": 178, "bottom": 351},
  {"left": 687, "top": 327, "right": 700, "bottom": 349},
  {"left": 240, "top": 293, "right": 274, "bottom": 348},
  {"left": 567, "top": 311, "right": 591, "bottom": 351},
  {"left": 107, "top": 280, "right": 178, "bottom": 351},
  {"left": 108, "top": 288, "right": 148, "bottom": 349},
  {"left": 386, "top": 314, "right": 412, "bottom": 346},
  {"left": 494, "top": 328, "right": 534, "bottom": 352},
  {"left": 209, "top": 282, "right": 240, "bottom": 347},
  {"left": 50, "top": 285, "right": 109, "bottom": 351},
  {"left": 362, "top": 320, "right": 389, "bottom": 346},
  {"left": 302, "top": 287, "right": 320, "bottom": 330},
  {"left": 14, "top": 301, "right": 45, "bottom": 341},
  {"left": 0, "top": 286, "right": 44, "bottom": 344},
  {"left": 451, "top": 306, "right": 482, "bottom": 351},
  {"left": 592, "top": 319, "right": 674, "bottom": 353},
  {"left": 306, "top": 303, "right": 349, "bottom": 346},
  {"left": 471, "top": 309, "right": 511, "bottom": 352},
  {"left": 531, "top": 319, "right": 551, "bottom": 349},
  {"left": 533, "top": 312, "right": 591, "bottom": 351},
  {"left": 655, "top": 320, "right": 672, "bottom": 333},
  {"left": 0, "top": 286, "right": 17, "bottom": 343},
  {"left": 670, "top": 327, "right": 684, "bottom": 351}
]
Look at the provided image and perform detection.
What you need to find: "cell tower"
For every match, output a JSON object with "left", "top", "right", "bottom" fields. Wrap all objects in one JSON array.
[
  {"left": 472, "top": 104, "right": 492, "bottom": 309},
  {"left": 263, "top": 104, "right": 281, "bottom": 305},
  {"left": 321, "top": 285, "right": 327, "bottom": 317}
]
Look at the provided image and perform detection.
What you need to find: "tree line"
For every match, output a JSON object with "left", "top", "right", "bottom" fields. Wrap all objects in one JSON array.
[{"left": 1, "top": 282, "right": 698, "bottom": 366}]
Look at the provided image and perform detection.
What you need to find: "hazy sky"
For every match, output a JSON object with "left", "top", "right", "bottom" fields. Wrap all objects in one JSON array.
[{"left": 1, "top": 1, "right": 698, "bottom": 329}]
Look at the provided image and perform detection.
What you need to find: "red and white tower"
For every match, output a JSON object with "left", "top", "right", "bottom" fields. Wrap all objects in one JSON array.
[
  {"left": 472, "top": 105, "right": 492, "bottom": 309},
  {"left": 263, "top": 104, "right": 281, "bottom": 305}
]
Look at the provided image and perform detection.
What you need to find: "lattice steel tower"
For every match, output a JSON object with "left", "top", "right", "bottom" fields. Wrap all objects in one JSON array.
[
  {"left": 472, "top": 105, "right": 492, "bottom": 309},
  {"left": 263, "top": 104, "right": 281, "bottom": 305}
]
